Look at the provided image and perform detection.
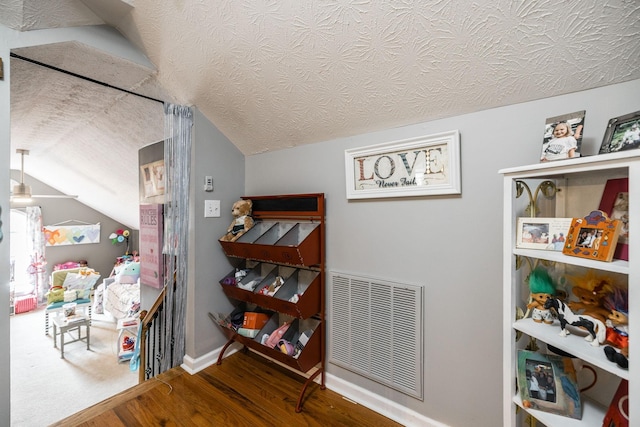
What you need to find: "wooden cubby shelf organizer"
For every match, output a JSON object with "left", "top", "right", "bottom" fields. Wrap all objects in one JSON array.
[{"left": 215, "top": 193, "right": 325, "bottom": 412}]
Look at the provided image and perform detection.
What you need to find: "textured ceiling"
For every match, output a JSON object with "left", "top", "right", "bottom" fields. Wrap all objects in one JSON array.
[
  {"left": 9, "top": 42, "right": 165, "bottom": 228},
  {"left": 4, "top": 0, "right": 640, "bottom": 227}
]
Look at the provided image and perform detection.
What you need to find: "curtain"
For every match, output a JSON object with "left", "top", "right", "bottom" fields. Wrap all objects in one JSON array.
[
  {"left": 160, "top": 103, "right": 193, "bottom": 371},
  {"left": 25, "top": 206, "right": 47, "bottom": 302}
]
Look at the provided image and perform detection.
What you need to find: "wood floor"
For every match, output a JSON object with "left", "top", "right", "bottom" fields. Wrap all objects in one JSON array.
[{"left": 52, "top": 350, "right": 403, "bottom": 427}]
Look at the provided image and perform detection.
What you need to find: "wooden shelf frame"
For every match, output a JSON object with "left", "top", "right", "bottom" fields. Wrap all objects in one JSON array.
[{"left": 215, "top": 193, "right": 326, "bottom": 413}]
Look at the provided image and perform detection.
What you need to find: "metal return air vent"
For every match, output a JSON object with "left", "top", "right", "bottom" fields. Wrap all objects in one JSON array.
[{"left": 329, "top": 271, "right": 423, "bottom": 399}]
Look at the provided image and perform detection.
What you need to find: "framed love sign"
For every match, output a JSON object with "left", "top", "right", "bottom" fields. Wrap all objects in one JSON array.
[{"left": 344, "top": 130, "right": 461, "bottom": 199}]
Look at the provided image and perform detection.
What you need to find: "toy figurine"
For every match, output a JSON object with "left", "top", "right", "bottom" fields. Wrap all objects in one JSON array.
[
  {"left": 568, "top": 271, "right": 614, "bottom": 324},
  {"left": 219, "top": 199, "right": 255, "bottom": 242},
  {"left": 603, "top": 288, "right": 629, "bottom": 369},
  {"left": 544, "top": 297, "right": 607, "bottom": 347},
  {"left": 526, "top": 267, "right": 557, "bottom": 324}
]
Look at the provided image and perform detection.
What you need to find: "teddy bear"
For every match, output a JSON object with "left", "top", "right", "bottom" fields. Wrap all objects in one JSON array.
[{"left": 219, "top": 199, "right": 254, "bottom": 242}]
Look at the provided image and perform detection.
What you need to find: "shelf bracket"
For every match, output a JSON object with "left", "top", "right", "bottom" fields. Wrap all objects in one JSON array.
[{"left": 515, "top": 180, "right": 558, "bottom": 217}]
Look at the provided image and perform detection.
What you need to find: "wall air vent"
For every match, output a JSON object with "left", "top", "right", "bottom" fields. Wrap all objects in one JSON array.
[{"left": 329, "top": 271, "right": 423, "bottom": 400}]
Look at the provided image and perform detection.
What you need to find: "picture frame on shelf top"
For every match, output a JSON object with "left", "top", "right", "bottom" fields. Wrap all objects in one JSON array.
[
  {"left": 599, "top": 110, "right": 640, "bottom": 154},
  {"left": 540, "top": 110, "right": 585, "bottom": 163}
]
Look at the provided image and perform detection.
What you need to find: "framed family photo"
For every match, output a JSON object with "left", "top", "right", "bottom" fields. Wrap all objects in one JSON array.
[
  {"left": 516, "top": 217, "right": 573, "bottom": 251},
  {"left": 540, "top": 111, "right": 585, "bottom": 163},
  {"left": 517, "top": 350, "right": 581, "bottom": 419},
  {"left": 562, "top": 210, "right": 622, "bottom": 262},
  {"left": 599, "top": 110, "right": 640, "bottom": 154}
]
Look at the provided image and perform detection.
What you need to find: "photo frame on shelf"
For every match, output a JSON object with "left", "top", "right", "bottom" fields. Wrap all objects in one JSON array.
[
  {"left": 562, "top": 210, "right": 622, "bottom": 262},
  {"left": 540, "top": 110, "right": 585, "bottom": 162},
  {"left": 344, "top": 130, "right": 461, "bottom": 199},
  {"left": 599, "top": 110, "right": 640, "bottom": 154},
  {"left": 516, "top": 217, "right": 573, "bottom": 251},
  {"left": 598, "top": 178, "right": 629, "bottom": 261},
  {"left": 517, "top": 350, "right": 581, "bottom": 419}
]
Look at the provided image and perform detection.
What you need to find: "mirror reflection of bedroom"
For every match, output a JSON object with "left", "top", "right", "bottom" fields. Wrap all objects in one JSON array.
[{"left": 9, "top": 208, "right": 139, "bottom": 426}]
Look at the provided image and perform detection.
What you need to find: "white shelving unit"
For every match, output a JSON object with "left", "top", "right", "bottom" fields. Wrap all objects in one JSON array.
[{"left": 500, "top": 150, "right": 639, "bottom": 426}]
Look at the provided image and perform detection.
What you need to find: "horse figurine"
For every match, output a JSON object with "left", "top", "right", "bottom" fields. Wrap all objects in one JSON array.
[{"left": 544, "top": 297, "right": 606, "bottom": 347}]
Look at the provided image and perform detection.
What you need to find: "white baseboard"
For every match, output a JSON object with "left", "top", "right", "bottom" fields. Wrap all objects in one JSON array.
[
  {"left": 182, "top": 345, "right": 445, "bottom": 427},
  {"left": 181, "top": 343, "right": 240, "bottom": 375},
  {"left": 323, "top": 373, "right": 448, "bottom": 427}
]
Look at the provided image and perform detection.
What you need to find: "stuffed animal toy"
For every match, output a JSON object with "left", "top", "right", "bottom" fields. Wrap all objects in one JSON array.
[
  {"left": 117, "top": 262, "right": 141, "bottom": 284},
  {"left": 568, "top": 271, "right": 614, "bottom": 324},
  {"left": 220, "top": 199, "right": 254, "bottom": 242},
  {"left": 526, "top": 267, "right": 557, "bottom": 324},
  {"left": 258, "top": 276, "right": 284, "bottom": 296}
]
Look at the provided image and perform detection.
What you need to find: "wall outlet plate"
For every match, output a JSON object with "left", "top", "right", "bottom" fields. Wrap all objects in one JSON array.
[{"left": 204, "top": 200, "right": 220, "bottom": 217}]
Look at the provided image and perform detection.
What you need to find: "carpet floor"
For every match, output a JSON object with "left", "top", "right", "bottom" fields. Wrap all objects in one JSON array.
[{"left": 10, "top": 307, "right": 139, "bottom": 426}]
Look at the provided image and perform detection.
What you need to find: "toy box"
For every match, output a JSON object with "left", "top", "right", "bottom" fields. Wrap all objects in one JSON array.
[{"left": 243, "top": 312, "right": 269, "bottom": 329}]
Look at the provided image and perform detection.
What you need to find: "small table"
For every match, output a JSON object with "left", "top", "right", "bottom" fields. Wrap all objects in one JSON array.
[{"left": 52, "top": 314, "right": 90, "bottom": 358}]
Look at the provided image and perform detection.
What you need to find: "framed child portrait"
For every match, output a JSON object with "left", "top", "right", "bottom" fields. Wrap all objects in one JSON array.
[
  {"left": 517, "top": 350, "right": 581, "bottom": 419},
  {"left": 562, "top": 210, "right": 622, "bottom": 262},
  {"left": 599, "top": 110, "right": 640, "bottom": 154},
  {"left": 540, "top": 110, "right": 585, "bottom": 163}
]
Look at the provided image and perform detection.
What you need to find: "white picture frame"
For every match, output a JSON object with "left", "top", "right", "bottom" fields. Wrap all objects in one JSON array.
[
  {"left": 344, "top": 130, "right": 461, "bottom": 199},
  {"left": 516, "top": 217, "right": 573, "bottom": 251}
]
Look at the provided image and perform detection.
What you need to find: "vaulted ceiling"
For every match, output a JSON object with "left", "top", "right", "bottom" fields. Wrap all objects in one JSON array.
[{"left": 3, "top": 0, "right": 640, "bottom": 227}]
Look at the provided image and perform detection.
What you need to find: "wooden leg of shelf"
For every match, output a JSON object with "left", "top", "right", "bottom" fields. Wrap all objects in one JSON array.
[
  {"left": 216, "top": 337, "right": 236, "bottom": 365},
  {"left": 295, "top": 368, "right": 323, "bottom": 413}
]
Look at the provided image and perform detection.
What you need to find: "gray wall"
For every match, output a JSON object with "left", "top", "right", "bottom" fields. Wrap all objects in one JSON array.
[
  {"left": 244, "top": 79, "right": 640, "bottom": 427},
  {"left": 10, "top": 171, "right": 134, "bottom": 280},
  {"left": 138, "top": 108, "right": 246, "bottom": 357},
  {"left": 186, "top": 108, "right": 246, "bottom": 358}
]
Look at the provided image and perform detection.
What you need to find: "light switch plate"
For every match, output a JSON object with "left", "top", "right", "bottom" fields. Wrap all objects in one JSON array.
[{"left": 204, "top": 200, "right": 220, "bottom": 217}]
